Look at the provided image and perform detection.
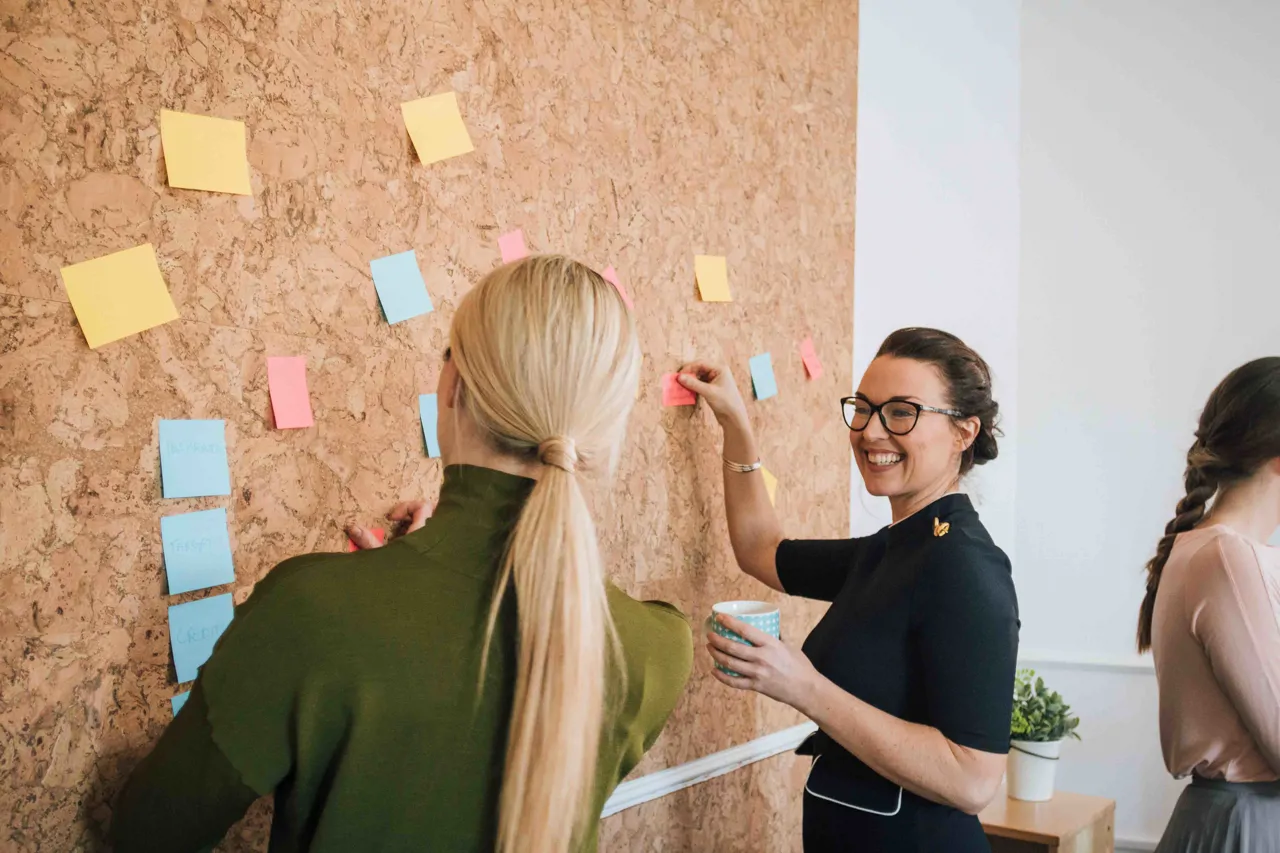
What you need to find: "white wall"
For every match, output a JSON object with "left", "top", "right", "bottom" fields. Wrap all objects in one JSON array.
[
  {"left": 851, "top": 0, "right": 1021, "bottom": 557},
  {"left": 1018, "top": 0, "right": 1280, "bottom": 847}
]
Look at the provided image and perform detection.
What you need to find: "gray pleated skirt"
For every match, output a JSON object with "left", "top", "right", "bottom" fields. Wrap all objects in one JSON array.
[{"left": 1156, "top": 775, "right": 1280, "bottom": 853}]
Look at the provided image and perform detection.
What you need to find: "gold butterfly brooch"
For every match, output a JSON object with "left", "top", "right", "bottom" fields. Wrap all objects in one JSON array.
[{"left": 933, "top": 517, "right": 950, "bottom": 538}]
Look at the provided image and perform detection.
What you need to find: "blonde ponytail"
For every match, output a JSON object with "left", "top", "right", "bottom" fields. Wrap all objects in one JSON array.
[{"left": 449, "top": 256, "right": 640, "bottom": 853}]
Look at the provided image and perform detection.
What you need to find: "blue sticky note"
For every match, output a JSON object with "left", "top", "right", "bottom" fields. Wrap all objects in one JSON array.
[
  {"left": 161, "top": 508, "right": 235, "bottom": 595},
  {"left": 419, "top": 393, "right": 440, "bottom": 458},
  {"left": 749, "top": 353, "right": 778, "bottom": 401},
  {"left": 159, "top": 419, "right": 231, "bottom": 499},
  {"left": 168, "top": 593, "right": 234, "bottom": 684},
  {"left": 370, "top": 250, "right": 433, "bottom": 324},
  {"left": 171, "top": 691, "right": 190, "bottom": 716}
]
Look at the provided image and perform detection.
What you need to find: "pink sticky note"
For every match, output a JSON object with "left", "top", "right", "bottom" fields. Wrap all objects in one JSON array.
[
  {"left": 602, "top": 265, "right": 634, "bottom": 310},
  {"left": 498, "top": 229, "right": 528, "bottom": 263},
  {"left": 662, "top": 373, "right": 697, "bottom": 407},
  {"left": 347, "top": 528, "right": 386, "bottom": 552},
  {"left": 267, "top": 356, "right": 315, "bottom": 429},
  {"left": 800, "top": 337, "right": 824, "bottom": 380}
]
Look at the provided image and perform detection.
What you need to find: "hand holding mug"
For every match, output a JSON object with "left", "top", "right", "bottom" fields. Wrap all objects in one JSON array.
[{"left": 706, "top": 601, "right": 823, "bottom": 712}]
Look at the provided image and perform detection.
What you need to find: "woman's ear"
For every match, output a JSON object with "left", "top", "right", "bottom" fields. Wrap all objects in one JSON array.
[
  {"left": 955, "top": 416, "right": 981, "bottom": 453},
  {"left": 439, "top": 359, "right": 462, "bottom": 410}
]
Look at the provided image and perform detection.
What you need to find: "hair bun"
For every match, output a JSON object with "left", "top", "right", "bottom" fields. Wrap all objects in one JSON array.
[
  {"left": 537, "top": 436, "right": 579, "bottom": 473},
  {"left": 972, "top": 425, "right": 1000, "bottom": 465}
]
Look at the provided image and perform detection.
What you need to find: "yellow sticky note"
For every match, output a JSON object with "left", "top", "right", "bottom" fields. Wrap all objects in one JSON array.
[
  {"left": 695, "top": 255, "right": 731, "bottom": 302},
  {"left": 159, "top": 110, "right": 252, "bottom": 195},
  {"left": 401, "top": 92, "right": 475, "bottom": 166},
  {"left": 762, "top": 467, "right": 778, "bottom": 507},
  {"left": 60, "top": 244, "right": 179, "bottom": 348}
]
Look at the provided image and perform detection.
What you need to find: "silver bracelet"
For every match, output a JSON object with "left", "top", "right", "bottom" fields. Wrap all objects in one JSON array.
[{"left": 723, "top": 456, "right": 763, "bottom": 473}]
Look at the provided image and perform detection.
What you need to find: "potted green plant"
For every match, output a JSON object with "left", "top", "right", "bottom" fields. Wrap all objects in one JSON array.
[{"left": 1008, "top": 669, "right": 1081, "bottom": 801}]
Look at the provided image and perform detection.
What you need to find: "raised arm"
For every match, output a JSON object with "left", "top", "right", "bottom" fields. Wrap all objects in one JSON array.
[{"left": 678, "top": 363, "right": 785, "bottom": 591}]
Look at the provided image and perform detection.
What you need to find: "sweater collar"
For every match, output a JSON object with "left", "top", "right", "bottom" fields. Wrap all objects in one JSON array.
[{"left": 432, "top": 464, "right": 536, "bottom": 531}]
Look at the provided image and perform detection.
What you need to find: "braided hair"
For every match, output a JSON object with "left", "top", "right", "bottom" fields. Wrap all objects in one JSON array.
[{"left": 1137, "top": 357, "right": 1280, "bottom": 652}]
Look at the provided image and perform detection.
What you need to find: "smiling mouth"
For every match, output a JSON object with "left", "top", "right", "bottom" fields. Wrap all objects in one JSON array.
[{"left": 864, "top": 451, "right": 904, "bottom": 469}]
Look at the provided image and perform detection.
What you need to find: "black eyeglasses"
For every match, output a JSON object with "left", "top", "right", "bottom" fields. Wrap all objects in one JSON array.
[{"left": 840, "top": 396, "right": 964, "bottom": 436}]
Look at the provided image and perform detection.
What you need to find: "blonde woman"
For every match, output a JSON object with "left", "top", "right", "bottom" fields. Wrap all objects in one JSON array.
[{"left": 111, "top": 256, "right": 694, "bottom": 853}]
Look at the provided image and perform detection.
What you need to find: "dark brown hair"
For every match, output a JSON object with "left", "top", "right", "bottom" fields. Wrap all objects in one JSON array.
[
  {"left": 876, "top": 327, "right": 1000, "bottom": 475},
  {"left": 1136, "top": 357, "right": 1280, "bottom": 653}
]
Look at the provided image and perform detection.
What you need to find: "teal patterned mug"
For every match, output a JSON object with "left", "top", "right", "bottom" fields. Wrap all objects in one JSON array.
[{"left": 706, "top": 600, "right": 781, "bottom": 677}]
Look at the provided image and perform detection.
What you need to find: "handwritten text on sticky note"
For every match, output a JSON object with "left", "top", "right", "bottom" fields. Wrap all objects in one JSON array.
[
  {"left": 401, "top": 92, "right": 474, "bottom": 166},
  {"left": 60, "top": 244, "right": 179, "bottom": 349},
  {"left": 159, "top": 419, "right": 231, "bottom": 499},
  {"left": 161, "top": 508, "right": 235, "bottom": 595},
  {"left": 370, "top": 250, "right": 433, "bottom": 325},
  {"left": 662, "top": 374, "right": 697, "bottom": 407},
  {"left": 168, "top": 593, "right": 235, "bottom": 684},
  {"left": 419, "top": 394, "right": 441, "bottom": 458},
  {"left": 749, "top": 353, "right": 778, "bottom": 401},
  {"left": 695, "top": 255, "right": 731, "bottom": 302},
  {"left": 267, "top": 356, "right": 315, "bottom": 429},
  {"left": 498, "top": 229, "right": 528, "bottom": 263},
  {"left": 159, "top": 110, "right": 252, "bottom": 195},
  {"left": 800, "top": 337, "right": 824, "bottom": 380}
]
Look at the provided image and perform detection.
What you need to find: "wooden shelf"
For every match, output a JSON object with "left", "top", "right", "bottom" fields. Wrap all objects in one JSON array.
[{"left": 979, "top": 785, "right": 1115, "bottom": 853}]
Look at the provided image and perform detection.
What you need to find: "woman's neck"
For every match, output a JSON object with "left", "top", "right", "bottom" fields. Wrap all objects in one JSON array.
[
  {"left": 888, "top": 477, "right": 960, "bottom": 525},
  {"left": 1204, "top": 474, "right": 1280, "bottom": 544}
]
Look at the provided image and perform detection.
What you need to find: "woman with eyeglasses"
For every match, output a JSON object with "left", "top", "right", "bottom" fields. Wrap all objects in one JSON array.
[{"left": 678, "top": 327, "right": 1019, "bottom": 852}]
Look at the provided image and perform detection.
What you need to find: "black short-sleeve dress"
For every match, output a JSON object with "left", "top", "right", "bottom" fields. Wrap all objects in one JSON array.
[{"left": 777, "top": 493, "right": 1019, "bottom": 852}]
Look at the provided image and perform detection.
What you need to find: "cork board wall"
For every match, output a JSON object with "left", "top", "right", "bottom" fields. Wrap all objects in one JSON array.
[{"left": 0, "top": 1, "right": 857, "bottom": 849}]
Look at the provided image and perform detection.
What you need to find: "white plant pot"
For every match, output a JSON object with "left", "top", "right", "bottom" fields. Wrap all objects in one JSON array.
[{"left": 1007, "top": 739, "right": 1062, "bottom": 802}]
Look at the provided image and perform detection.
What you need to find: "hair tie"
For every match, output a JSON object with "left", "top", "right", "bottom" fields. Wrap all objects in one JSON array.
[{"left": 537, "top": 436, "right": 579, "bottom": 473}]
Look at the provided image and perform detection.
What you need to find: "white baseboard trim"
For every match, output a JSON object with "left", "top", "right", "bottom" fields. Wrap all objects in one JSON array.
[
  {"left": 1019, "top": 648, "right": 1155, "bottom": 675},
  {"left": 601, "top": 722, "right": 818, "bottom": 818},
  {"left": 1116, "top": 835, "right": 1159, "bottom": 852}
]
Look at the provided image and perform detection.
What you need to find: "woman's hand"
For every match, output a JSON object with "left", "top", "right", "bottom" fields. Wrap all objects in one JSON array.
[
  {"left": 706, "top": 614, "right": 825, "bottom": 713},
  {"left": 677, "top": 361, "right": 749, "bottom": 427},
  {"left": 346, "top": 500, "right": 433, "bottom": 550}
]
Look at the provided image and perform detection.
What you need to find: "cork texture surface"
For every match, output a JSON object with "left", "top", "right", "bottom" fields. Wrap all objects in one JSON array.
[{"left": 0, "top": 0, "right": 857, "bottom": 848}]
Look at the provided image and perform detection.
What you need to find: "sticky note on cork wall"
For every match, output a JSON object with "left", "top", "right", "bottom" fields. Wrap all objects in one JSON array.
[
  {"left": 370, "top": 250, "right": 434, "bottom": 325},
  {"left": 695, "top": 255, "right": 731, "bottom": 302},
  {"left": 800, "top": 337, "right": 824, "bottom": 380},
  {"left": 749, "top": 353, "right": 778, "bottom": 401},
  {"left": 419, "top": 394, "right": 441, "bottom": 457},
  {"left": 347, "top": 528, "right": 386, "bottom": 552},
  {"left": 401, "top": 92, "right": 475, "bottom": 166},
  {"left": 160, "top": 508, "right": 235, "bottom": 595},
  {"left": 498, "top": 229, "right": 528, "bottom": 263},
  {"left": 159, "top": 110, "right": 252, "bottom": 195},
  {"left": 267, "top": 356, "right": 315, "bottom": 429},
  {"left": 662, "top": 373, "right": 696, "bottom": 407},
  {"left": 59, "top": 244, "right": 179, "bottom": 349},
  {"left": 171, "top": 691, "right": 190, "bottom": 716},
  {"left": 168, "top": 593, "right": 235, "bottom": 684},
  {"left": 159, "top": 419, "right": 232, "bottom": 499},
  {"left": 602, "top": 265, "right": 633, "bottom": 310}
]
